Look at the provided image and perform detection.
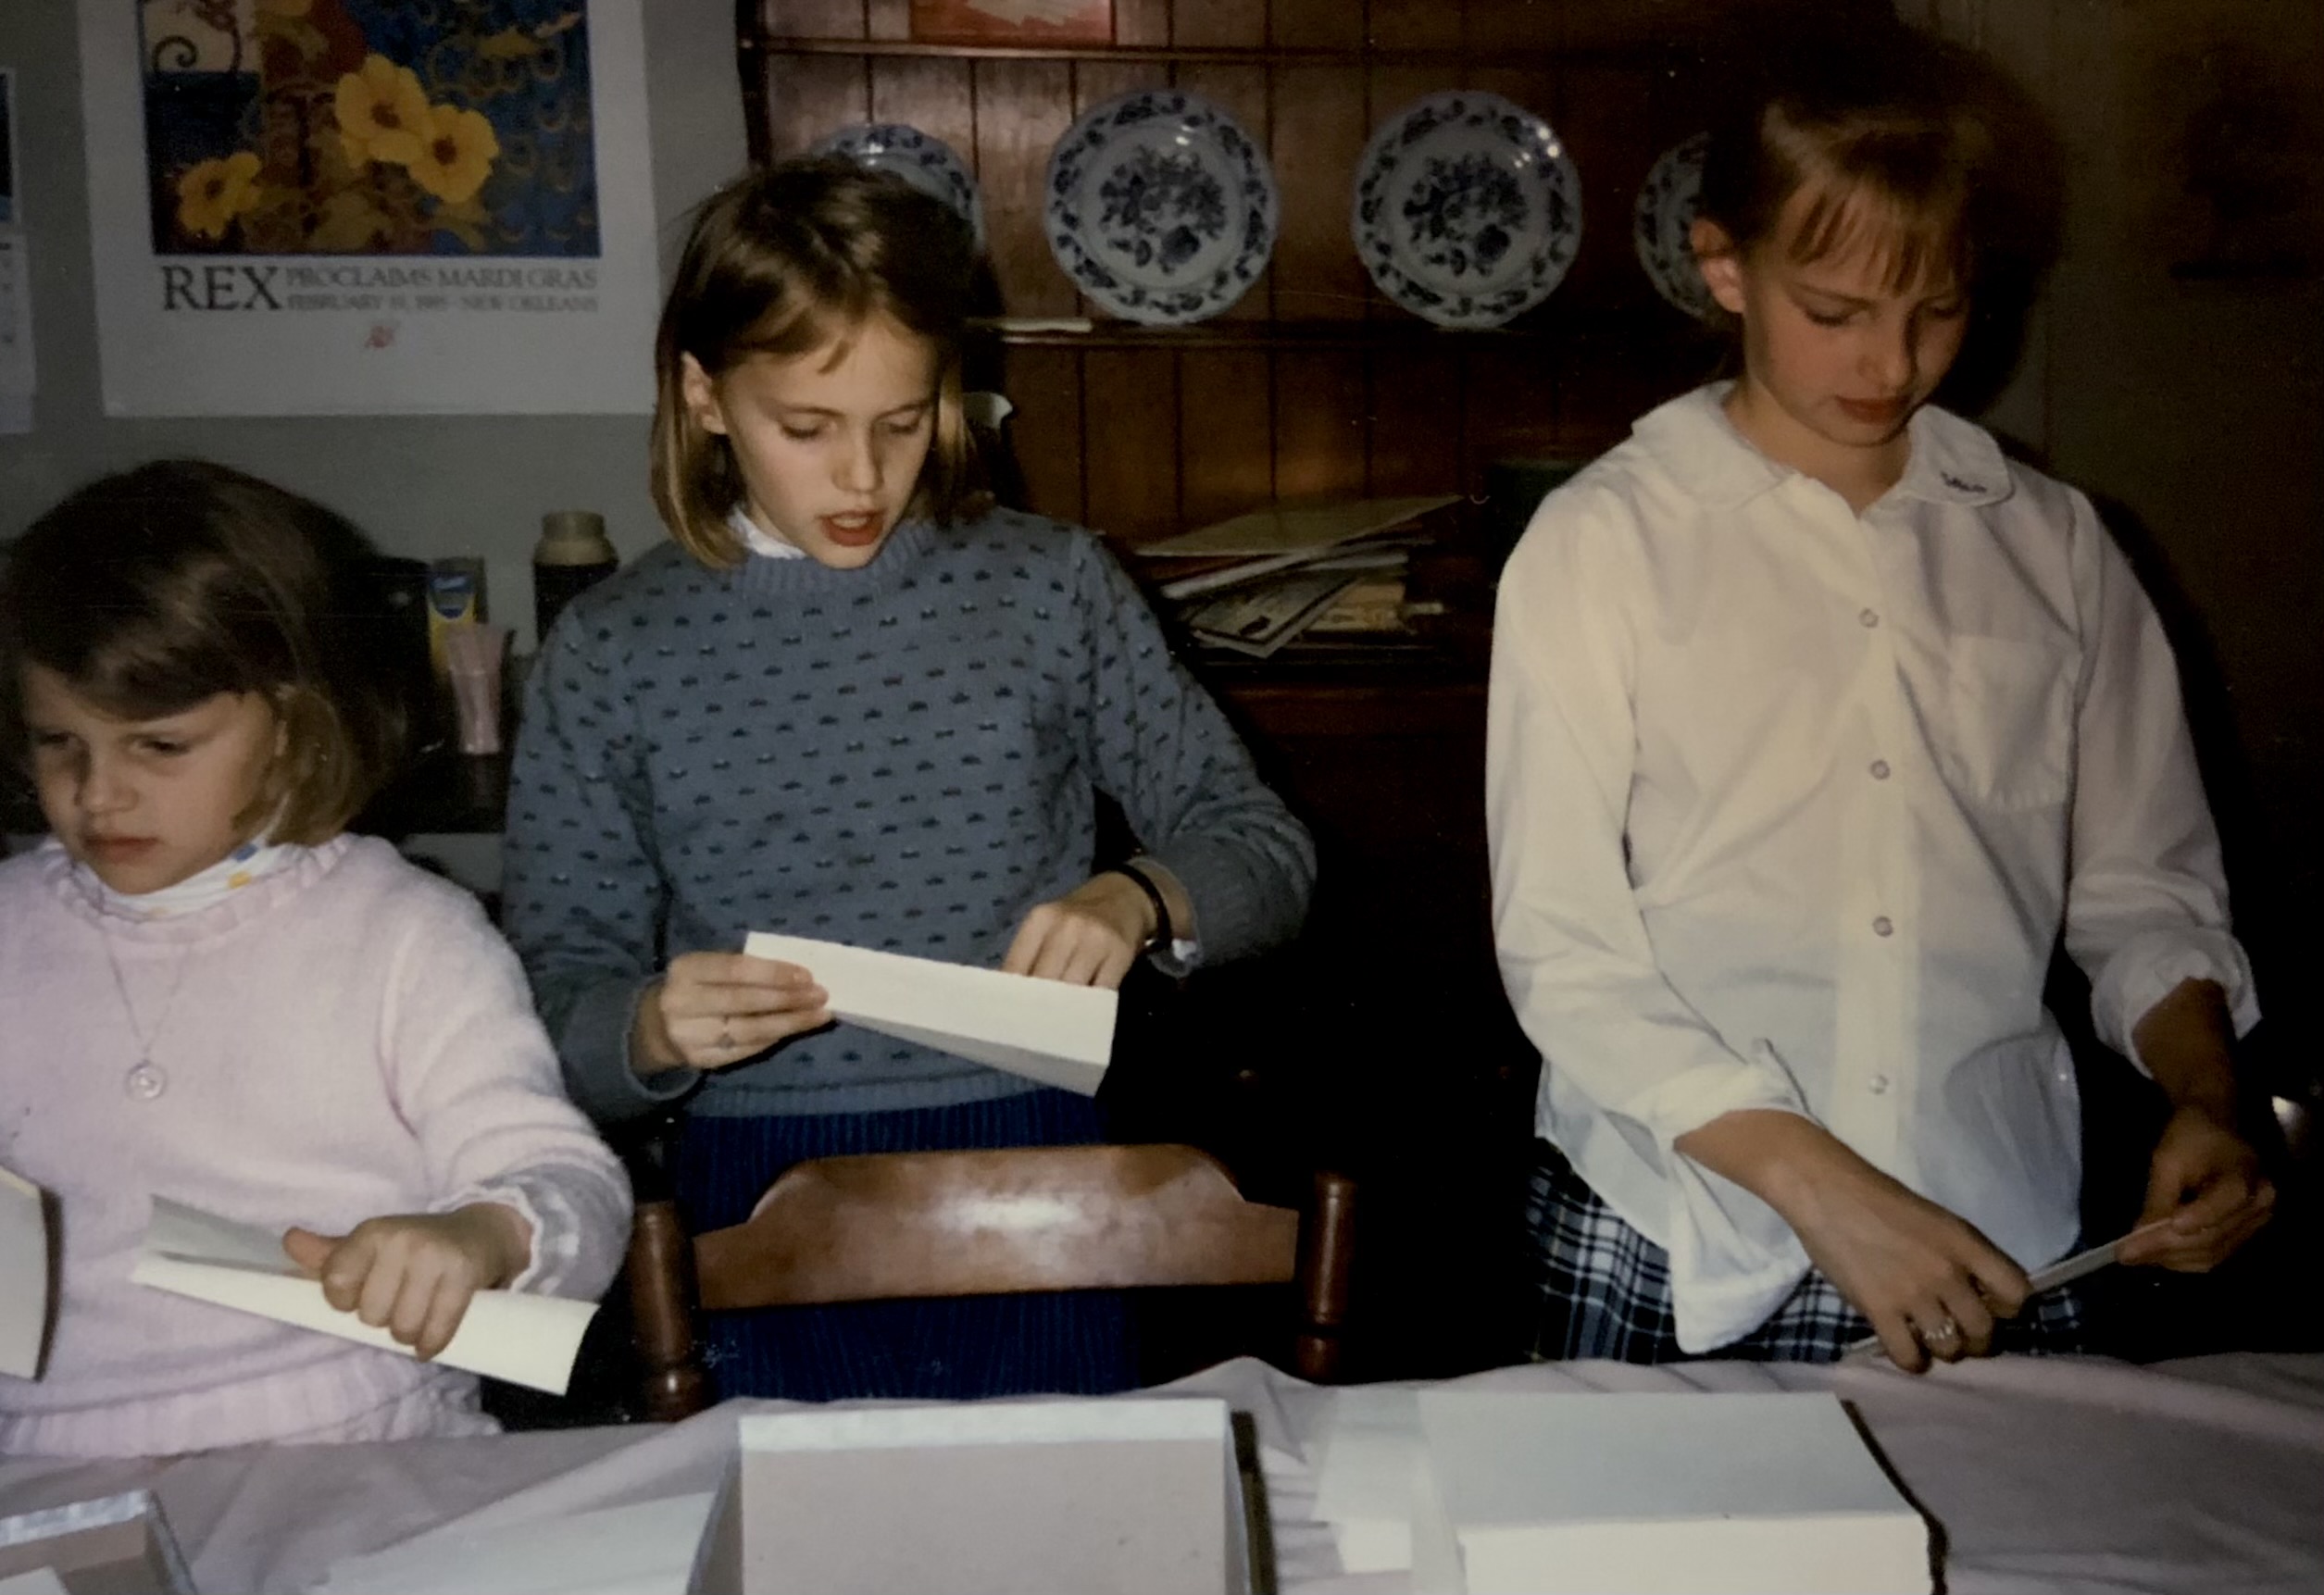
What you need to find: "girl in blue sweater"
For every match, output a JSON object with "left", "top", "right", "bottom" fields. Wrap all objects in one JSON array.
[{"left": 502, "top": 159, "right": 1314, "bottom": 1401}]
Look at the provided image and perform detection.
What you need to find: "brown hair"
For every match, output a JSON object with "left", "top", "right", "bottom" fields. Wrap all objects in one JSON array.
[
  {"left": 0, "top": 460, "right": 405, "bottom": 844},
  {"left": 650, "top": 157, "right": 982, "bottom": 568},
  {"left": 1695, "top": 18, "right": 2040, "bottom": 299}
]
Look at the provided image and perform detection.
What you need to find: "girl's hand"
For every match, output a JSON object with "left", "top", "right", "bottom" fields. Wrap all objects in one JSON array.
[
  {"left": 1002, "top": 872, "right": 1154, "bottom": 990},
  {"left": 2117, "top": 1104, "right": 2275, "bottom": 1271},
  {"left": 633, "top": 952, "right": 831, "bottom": 1076},
  {"left": 1677, "top": 1109, "right": 2029, "bottom": 1373},
  {"left": 281, "top": 1202, "right": 532, "bottom": 1362}
]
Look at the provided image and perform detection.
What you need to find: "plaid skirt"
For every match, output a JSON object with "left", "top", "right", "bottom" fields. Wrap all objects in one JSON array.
[{"left": 1523, "top": 1140, "right": 2090, "bottom": 1363}]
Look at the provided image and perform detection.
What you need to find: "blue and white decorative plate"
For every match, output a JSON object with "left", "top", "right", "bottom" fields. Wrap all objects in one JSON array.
[
  {"left": 1635, "top": 132, "right": 1713, "bottom": 318},
  {"left": 814, "top": 122, "right": 986, "bottom": 252},
  {"left": 1352, "top": 92, "right": 1582, "bottom": 330},
  {"left": 1045, "top": 90, "right": 1277, "bottom": 325}
]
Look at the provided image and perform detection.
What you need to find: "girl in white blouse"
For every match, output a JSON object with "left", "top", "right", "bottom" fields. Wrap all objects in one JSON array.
[{"left": 1488, "top": 18, "right": 2274, "bottom": 1372}]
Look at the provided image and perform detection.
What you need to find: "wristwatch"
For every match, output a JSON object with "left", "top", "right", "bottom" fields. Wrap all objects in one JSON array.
[{"left": 1106, "top": 861, "right": 1174, "bottom": 954}]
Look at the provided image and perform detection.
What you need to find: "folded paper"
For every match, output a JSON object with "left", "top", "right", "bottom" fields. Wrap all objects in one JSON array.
[
  {"left": 744, "top": 931, "right": 1116, "bottom": 1095},
  {"left": 131, "top": 1197, "right": 598, "bottom": 1395},
  {"left": 0, "top": 1164, "right": 48, "bottom": 1380}
]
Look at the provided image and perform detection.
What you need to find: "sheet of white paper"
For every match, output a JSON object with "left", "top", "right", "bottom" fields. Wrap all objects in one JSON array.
[
  {"left": 743, "top": 932, "right": 1116, "bottom": 1095},
  {"left": 318, "top": 1491, "right": 718, "bottom": 1595},
  {"left": 131, "top": 1198, "right": 598, "bottom": 1395},
  {"left": 0, "top": 1569, "right": 69, "bottom": 1595},
  {"left": 0, "top": 1164, "right": 48, "bottom": 1380},
  {"left": 1843, "top": 1219, "right": 2175, "bottom": 1357},
  {"left": 1417, "top": 1390, "right": 1928, "bottom": 1595},
  {"left": 1314, "top": 1387, "right": 1421, "bottom": 1572}
]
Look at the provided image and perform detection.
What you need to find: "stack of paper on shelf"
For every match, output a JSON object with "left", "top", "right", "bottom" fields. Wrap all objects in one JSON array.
[
  {"left": 700, "top": 1396, "right": 1257, "bottom": 1595},
  {"left": 743, "top": 931, "right": 1116, "bottom": 1095},
  {"left": 131, "top": 1198, "right": 600, "bottom": 1395},
  {"left": 1143, "top": 495, "right": 1457, "bottom": 658},
  {"left": 0, "top": 1164, "right": 49, "bottom": 1380},
  {"left": 1314, "top": 1388, "right": 1931, "bottom": 1594}
]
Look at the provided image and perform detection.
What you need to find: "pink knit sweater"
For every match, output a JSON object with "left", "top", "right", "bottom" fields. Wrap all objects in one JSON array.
[{"left": 0, "top": 835, "right": 632, "bottom": 1458}]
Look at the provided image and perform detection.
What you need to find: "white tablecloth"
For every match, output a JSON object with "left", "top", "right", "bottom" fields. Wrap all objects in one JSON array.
[{"left": 6, "top": 1352, "right": 2323, "bottom": 1593}]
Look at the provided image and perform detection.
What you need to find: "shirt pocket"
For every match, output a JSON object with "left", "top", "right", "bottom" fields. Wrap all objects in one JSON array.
[{"left": 1934, "top": 636, "right": 2074, "bottom": 810}]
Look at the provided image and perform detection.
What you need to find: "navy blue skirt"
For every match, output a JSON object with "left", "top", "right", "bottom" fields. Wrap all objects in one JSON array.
[{"left": 674, "top": 1088, "right": 1138, "bottom": 1402}]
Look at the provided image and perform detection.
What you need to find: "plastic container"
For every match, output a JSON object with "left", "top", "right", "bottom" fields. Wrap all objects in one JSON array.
[{"left": 533, "top": 510, "right": 618, "bottom": 642}]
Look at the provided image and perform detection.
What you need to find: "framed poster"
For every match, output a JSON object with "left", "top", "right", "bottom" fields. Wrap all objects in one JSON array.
[
  {"left": 910, "top": 0, "right": 1112, "bottom": 45},
  {"left": 77, "top": 0, "right": 659, "bottom": 417}
]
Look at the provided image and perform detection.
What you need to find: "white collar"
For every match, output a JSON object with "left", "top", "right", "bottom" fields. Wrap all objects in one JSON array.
[
  {"left": 1633, "top": 383, "right": 2015, "bottom": 511},
  {"left": 730, "top": 504, "right": 807, "bottom": 561},
  {"left": 74, "top": 833, "right": 309, "bottom": 922}
]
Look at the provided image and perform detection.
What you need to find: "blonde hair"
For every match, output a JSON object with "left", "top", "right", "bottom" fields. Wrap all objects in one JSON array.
[
  {"left": 0, "top": 460, "right": 403, "bottom": 844},
  {"left": 1696, "top": 19, "right": 2032, "bottom": 298},
  {"left": 650, "top": 158, "right": 983, "bottom": 568}
]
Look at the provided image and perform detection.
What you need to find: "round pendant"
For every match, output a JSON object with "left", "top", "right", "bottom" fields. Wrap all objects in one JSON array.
[{"left": 124, "top": 1060, "right": 169, "bottom": 1102}]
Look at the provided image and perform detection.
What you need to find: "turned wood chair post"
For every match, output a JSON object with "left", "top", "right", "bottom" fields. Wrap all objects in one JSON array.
[
  {"left": 626, "top": 1196, "right": 711, "bottom": 1424},
  {"left": 1294, "top": 1169, "right": 1358, "bottom": 1383}
]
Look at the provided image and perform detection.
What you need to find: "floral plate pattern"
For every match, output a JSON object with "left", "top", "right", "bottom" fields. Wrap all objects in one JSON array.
[
  {"left": 1352, "top": 92, "right": 1582, "bottom": 330},
  {"left": 1634, "top": 132, "right": 1714, "bottom": 318},
  {"left": 1045, "top": 90, "right": 1278, "bottom": 325},
  {"left": 813, "top": 122, "right": 986, "bottom": 251}
]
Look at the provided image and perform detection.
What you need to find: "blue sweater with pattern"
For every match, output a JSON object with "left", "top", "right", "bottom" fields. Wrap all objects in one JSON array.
[{"left": 502, "top": 509, "right": 1315, "bottom": 1124}]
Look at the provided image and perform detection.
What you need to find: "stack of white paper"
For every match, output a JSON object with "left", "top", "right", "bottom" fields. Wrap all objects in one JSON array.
[
  {"left": 743, "top": 932, "right": 1116, "bottom": 1095},
  {"left": 703, "top": 1397, "right": 1249, "bottom": 1594},
  {"left": 318, "top": 1492, "right": 720, "bottom": 1595},
  {"left": 130, "top": 1198, "right": 599, "bottom": 1395},
  {"left": 1409, "top": 1390, "right": 1930, "bottom": 1595},
  {"left": 0, "top": 1164, "right": 48, "bottom": 1380}
]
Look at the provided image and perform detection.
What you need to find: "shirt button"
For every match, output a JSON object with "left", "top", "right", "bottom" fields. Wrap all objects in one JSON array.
[
  {"left": 1868, "top": 1075, "right": 1891, "bottom": 1094},
  {"left": 124, "top": 1062, "right": 169, "bottom": 1102},
  {"left": 1859, "top": 608, "right": 1881, "bottom": 629},
  {"left": 1869, "top": 760, "right": 1892, "bottom": 780},
  {"left": 1873, "top": 916, "right": 1895, "bottom": 938}
]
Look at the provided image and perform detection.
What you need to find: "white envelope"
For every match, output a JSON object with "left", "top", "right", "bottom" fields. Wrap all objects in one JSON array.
[
  {"left": 744, "top": 932, "right": 1117, "bottom": 1095},
  {"left": 130, "top": 1198, "right": 598, "bottom": 1395}
]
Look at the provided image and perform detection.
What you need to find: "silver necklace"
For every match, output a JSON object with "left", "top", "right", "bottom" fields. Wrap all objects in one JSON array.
[{"left": 99, "top": 931, "right": 194, "bottom": 1102}]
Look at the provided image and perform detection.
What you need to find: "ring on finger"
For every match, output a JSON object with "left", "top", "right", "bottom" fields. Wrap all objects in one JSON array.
[
  {"left": 1920, "top": 1315, "right": 1963, "bottom": 1352},
  {"left": 717, "top": 1024, "right": 735, "bottom": 1051}
]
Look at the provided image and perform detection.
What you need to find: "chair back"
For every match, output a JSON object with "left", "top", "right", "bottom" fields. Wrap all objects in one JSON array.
[{"left": 626, "top": 1143, "right": 1354, "bottom": 1421}]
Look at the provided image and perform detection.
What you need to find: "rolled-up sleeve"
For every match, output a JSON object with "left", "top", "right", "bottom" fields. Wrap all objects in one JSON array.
[
  {"left": 2060, "top": 492, "right": 2260, "bottom": 1066},
  {"left": 1489, "top": 494, "right": 1813, "bottom": 1151}
]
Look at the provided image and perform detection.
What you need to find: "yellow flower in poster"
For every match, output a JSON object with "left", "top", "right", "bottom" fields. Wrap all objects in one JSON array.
[
  {"left": 333, "top": 55, "right": 431, "bottom": 169},
  {"left": 405, "top": 103, "right": 502, "bottom": 204},
  {"left": 176, "top": 152, "right": 264, "bottom": 241}
]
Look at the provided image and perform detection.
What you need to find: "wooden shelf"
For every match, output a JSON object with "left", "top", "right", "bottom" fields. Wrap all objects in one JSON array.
[
  {"left": 982, "top": 309, "right": 1715, "bottom": 352},
  {"left": 743, "top": 34, "right": 1700, "bottom": 71}
]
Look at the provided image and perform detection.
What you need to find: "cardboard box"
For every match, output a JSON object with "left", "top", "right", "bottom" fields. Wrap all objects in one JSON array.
[
  {"left": 0, "top": 1489, "right": 196, "bottom": 1595},
  {"left": 696, "top": 1396, "right": 1262, "bottom": 1595}
]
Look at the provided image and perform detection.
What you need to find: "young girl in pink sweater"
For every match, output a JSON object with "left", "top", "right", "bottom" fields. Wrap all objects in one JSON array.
[{"left": 0, "top": 461, "right": 631, "bottom": 1457}]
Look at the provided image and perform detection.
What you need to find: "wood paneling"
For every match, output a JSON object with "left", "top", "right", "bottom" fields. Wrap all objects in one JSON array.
[
  {"left": 1275, "top": 349, "right": 1368, "bottom": 502},
  {"left": 867, "top": 0, "right": 910, "bottom": 42},
  {"left": 1368, "top": 0, "right": 1464, "bottom": 54},
  {"left": 1180, "top": 348, "right": 1277, "bottom": 526},
  {"left": 776, "top": 0, "right": 870, "bottom": 41},
  {"left": 1269, "top": 0, "right": 1363, "bottom": 51},
  {"left": 974, "top": 59, "right": 1077, "bottom": 317},
  {"left": 1002, "top": 347, "right": 1086, "bottom": 523},
  {"left": 1271, "top": 66, "right": 1370, "bottom": 321},
  {"left": 1116, "top": 0, "right": 1173, "bottom": 47},
  {"left": 1083, "top": 349, "right": 1183, "bottom": 539},
  {"left": 869, "top": 56, "right": 975, "bottom": 160},
  {"left": 1176, "top": 0, "right": 1266, "bottom": 50},
  {"left": 1368, "top": 346, "right": 1466, "bottom": 497},
  {"left": 766, "top": 55, "right": 870, "bottom": 154}
]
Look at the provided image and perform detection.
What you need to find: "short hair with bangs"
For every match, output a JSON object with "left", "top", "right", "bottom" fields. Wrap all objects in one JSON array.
[
  {"left": 651, "top": 157, "right": 982, "bottom": 568},
  {"left": 0, "top": 460, "right": 405, "bottom": 845},
  {"left": 1695, "top": 18, "right": 2048, "bottom": 301}
]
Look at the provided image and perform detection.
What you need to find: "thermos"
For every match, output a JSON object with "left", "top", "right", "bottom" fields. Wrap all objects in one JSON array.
[{"left": 532, "top": 510, "right": 618, "bottom": 642}]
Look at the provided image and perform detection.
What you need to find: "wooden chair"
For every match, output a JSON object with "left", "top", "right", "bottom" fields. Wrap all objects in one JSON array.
[{"left": 624, "top": 1143, "right": 1356, "bottom": 1422}]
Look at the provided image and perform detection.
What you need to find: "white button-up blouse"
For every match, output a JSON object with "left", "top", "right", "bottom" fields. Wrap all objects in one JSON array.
[{"left": 1486, "top": 384, "right": 2257, "bottom": 1352}]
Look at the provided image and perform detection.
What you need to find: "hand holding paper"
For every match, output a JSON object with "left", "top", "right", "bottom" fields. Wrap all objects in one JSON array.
[
  {"left": 281, "top": 1202, "right": 534, "bottom": 1363},
  {"left": 132, "top": 1198, "right": 598, "bottom": 1394},
  {"left": 744, "top": 932, "right": 1117, "bottom": 1095}
]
